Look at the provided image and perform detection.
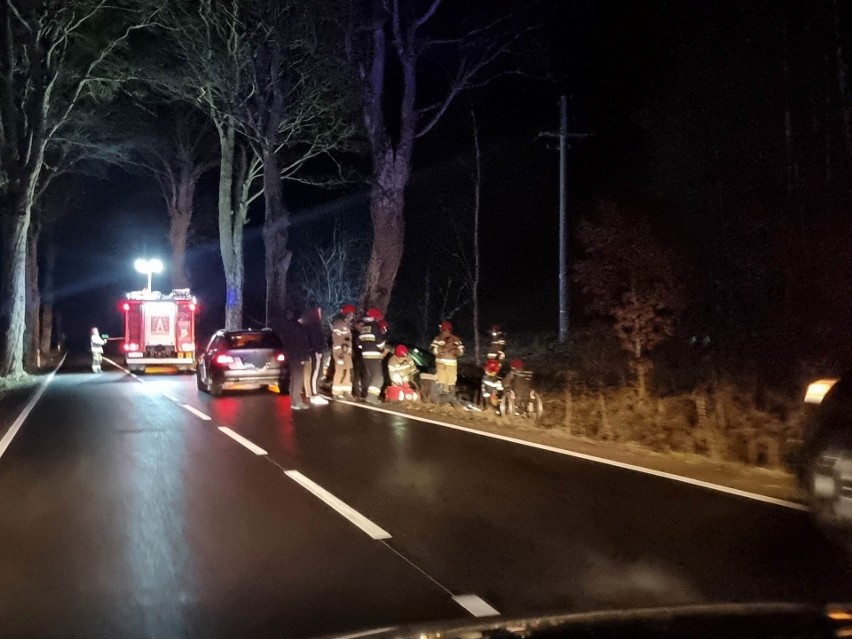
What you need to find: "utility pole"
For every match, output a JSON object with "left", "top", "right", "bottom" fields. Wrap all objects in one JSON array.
[{"left": 539, "top": 96, "right": 591, "bottom": 342}]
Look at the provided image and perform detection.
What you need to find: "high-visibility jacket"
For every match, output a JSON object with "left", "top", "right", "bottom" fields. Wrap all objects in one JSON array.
[
  {"left": 90, "top": 333, "right": 105, "bottom": 354},
  {"left": 331, "top": 317, "right": 352, "bottom": 359},
  {"left": 388, "top": 354, "right": 415, "bottom": 385},
  {"left": 357, "top": 318, "right": 386, "bottom": 360},
  {"left": 430, "top": 333, "right": 463, "bottom": 364}
]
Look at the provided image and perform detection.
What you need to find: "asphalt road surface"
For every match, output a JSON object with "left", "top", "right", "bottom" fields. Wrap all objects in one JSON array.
[{"left": 1, "top": 357, "right": 851, "bottom": 638}]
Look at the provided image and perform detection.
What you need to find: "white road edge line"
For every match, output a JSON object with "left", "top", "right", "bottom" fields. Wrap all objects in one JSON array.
[
  {"left": 218, "top": 426, "right": 268, "bottom": 455},
  {"left": 332, "top": 628, "right": 398, "bottom": 639},
  {"left": 452, "top": 594, "right": 500, "bottom": 617},
  {"left": 284, "top": 470, "right": 392, "bottom": 540},
  {"left": 335, "top": 400, "right": 808, "bottom": 512},
  {"left": 181, "top": 404, "right": 212, "bottom": 421},
  {"left": 0, "top": 354, "right": 66, "bottom": 462},
  {"left": 163, "top": 392, "right": 179, "bottom": 402}
]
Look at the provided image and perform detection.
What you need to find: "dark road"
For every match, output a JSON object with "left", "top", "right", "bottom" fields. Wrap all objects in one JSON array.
[{"left": 1, "top": 359, "right": 851, "bottom": 638}]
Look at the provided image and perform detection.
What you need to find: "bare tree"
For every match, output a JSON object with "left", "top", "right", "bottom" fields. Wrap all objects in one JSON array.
[
  {"left": 244, "top": 0, "right": 356, "bottom": 335},
  {"left": 128, "top": 106, "right": 218, "bottom": 289},
  {"left": 0, "top": 0, "right": 157, "bottom": 377},
  {"left": 347, "top": 0, "right": 532, "bottom": 312},
  {"left": 297, "top": 224, "right": 367, "bottom": 323}
]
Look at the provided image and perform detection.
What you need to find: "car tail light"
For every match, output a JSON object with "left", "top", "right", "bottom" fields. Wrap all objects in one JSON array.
[
  {"left": 276, "top": 353, "right": 285, "bottom": 362},
  {"left": 180, "top": 343, "right": 195, "bottom": 352},
  {"left": 215, "top": 354, "right": 234, "bottom": 365},
  {"left": 125, "top": 343, "right": 139, "bottom": 352}
]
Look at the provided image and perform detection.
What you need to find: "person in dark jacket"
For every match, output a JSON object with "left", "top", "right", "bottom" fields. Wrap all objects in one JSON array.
[
  {"left": 279, "top": 310, "right": 313, "bottom": 410},
  {"left": 301, "top": 307, "right": 328, "bottom": 406}
]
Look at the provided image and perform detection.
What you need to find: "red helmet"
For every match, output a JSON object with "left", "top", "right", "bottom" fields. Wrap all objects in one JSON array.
[
  {"left": 439, "top": 320, "right": 453, "bottom": 332},
  {"left": 366, "top": 307, "right": 383, "bottom": 321},
  {"left": 394, "top": 344, "right": 408, "bottom": 358},
  {"left": 341, "top": 303, "right": 357, "bottom": 316},
  {"left": 510, "top": 358, "right": 524, "bottom": 370},
  {"left": 490, "top": 324, "right": 503, "bottom": 334},
  {"left": 484, "top": 359, "right": 501, "bottom": 374}
]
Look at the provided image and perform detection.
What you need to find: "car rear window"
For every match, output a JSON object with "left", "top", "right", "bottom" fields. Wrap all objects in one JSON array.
[{"left": 226, "top": 332, "right": 282, "bottom": 349}]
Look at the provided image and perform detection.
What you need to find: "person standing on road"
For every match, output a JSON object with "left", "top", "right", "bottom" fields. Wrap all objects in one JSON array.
[
  {"left": 331, "top": 304, "right": 356, "bottom": 399},
  {"left": 430, "top": 320, "right": 464, "bottom": 397},
  {"left": 90, "top": 327, "right": 105, "bottom": 373},
  {"left": 301, "top": 307, "right": 328, "bottom": 406},
  {"left": 357, "top": 307, "right": 386, "bottom": 404},
  {"left": 279, "top": 310, "right": 313, "bottom": 411}
]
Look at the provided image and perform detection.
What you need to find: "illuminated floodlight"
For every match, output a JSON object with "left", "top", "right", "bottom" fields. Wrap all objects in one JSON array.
[{"left": 134, "top": 258, "right": 164, "bottom": 291}]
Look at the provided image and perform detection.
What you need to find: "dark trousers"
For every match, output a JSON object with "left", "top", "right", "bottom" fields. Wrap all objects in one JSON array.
[
  {"left": 365, "top": 358, "right": 384, "bottom": 399},
  {"left": 289, "top": 359, "right": 306, "bottom": 408},
  {"left": 352, "top": 353, "right": 367, "bottom": 397}
]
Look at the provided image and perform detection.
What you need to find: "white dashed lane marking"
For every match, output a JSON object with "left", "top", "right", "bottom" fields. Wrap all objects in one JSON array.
[
  {"left": 181, "top": 404, "right": 212, "bottom": 421},
  {"left": 218, "top": 426, "right": 268, "bottom": 455},
  {"left": 283, "top": 470, "right": 392, "bottom": 540}
]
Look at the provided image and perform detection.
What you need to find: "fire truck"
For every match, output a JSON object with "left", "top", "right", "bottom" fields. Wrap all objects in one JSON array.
[{"left": 120, "top": 288, "right": 198, "bottom": 373}]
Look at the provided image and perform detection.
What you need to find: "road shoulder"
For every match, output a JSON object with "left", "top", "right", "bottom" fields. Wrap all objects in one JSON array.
[{"left": 344, "top": 400, "right": 803, "bottom": 504}]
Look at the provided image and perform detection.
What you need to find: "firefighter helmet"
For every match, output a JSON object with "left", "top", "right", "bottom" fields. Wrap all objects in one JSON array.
[
  {"left": 366, "top": 307, "right": 383, "bottom": 321},
  {"left": 341, "top": 303, "right": 357, "bottom": 316},
  {"left": 394, "top": 344, "right": 408, "bottom": 358},
  {"left": 510, "top": 358, "right": 524, "bottom": 370},
  {"left": 439, "top": 320, "right": 453, "bottom": 332},
  {"left": 490, "top": 324, "right": 503, "bottom": 335},
  {"left": 484, "top": 359, "right": 501, "bottom": 374}
]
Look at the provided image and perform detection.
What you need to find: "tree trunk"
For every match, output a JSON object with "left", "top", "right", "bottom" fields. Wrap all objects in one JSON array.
[
  {"left": 24, "top": 223, "right": 40, "bottom": 370},
  {"left": 39, "top": 233, "right": 55, "bottom": 356},
  {"left": 215, "top": 119, "right": 243, "bottom": 330},
  {"left": 168, "top": 173, "right": 194, "bottom": 290},
  {"left": 0, "top": 209, "right": 30, "bottom": 378},
  {"left": 361, "top": 153, "right": 409, "bottom": 312},
  {"left": 262, "top": 146, "right": 291, "bottom": 336}
]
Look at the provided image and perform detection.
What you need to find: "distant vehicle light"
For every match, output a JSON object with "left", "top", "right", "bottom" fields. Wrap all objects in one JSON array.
[
  {"left": 276, "top": 353, "right": 286, "bottom": 362},
  {"left": 122, "top": 303, "right": 130, "bottom": 311},
  {"left": 805, "top": 378, "right": 840, "bottom": 405},
  {"left": 215, "top": 354, "right": 235, "bottom": 365},
  {"left": 125, "top": 343, "right": 139, "bottom": 352},
  {"left": 180, "top": 343, "right": 195, "bottom": 352}
]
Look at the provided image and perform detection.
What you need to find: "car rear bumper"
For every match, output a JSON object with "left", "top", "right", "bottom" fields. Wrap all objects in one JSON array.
[
  {"left": 126, "top": 357, "right": 195, "bottom": 368},
  {"left": 216, "top": 367, "right": 283, "bottom": 385}
]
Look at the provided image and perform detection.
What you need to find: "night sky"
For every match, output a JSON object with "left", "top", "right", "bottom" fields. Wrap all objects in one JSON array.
[{"left": 51, "top": 1, "right": 850, "bottom": 358}]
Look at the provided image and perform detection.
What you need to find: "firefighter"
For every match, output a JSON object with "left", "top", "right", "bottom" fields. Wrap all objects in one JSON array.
[
  {"left": 357, "top": 307, "right": 386, "bottom": 404},
  {"left": 385, "top": 344, "right": 418, "bottom": 402},
  {"left": 430, "top": 320, "right": 464, "bottom": 397},
  {"left": 486, "top": 324, "right": 506, "bottom": 364},
  {"left": 90, "top": 327, "right": 105, "bottom": 373},
  {"left": 481, "top": 358, "right": 503, "bottom": 410},
  {"left": 331, "top": 304, "right": 356, "bottom": 399}
]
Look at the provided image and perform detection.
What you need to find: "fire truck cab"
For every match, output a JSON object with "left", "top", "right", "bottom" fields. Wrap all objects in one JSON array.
[{"left": 121, "top": 288, "right": 198, "bottom": 373}]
